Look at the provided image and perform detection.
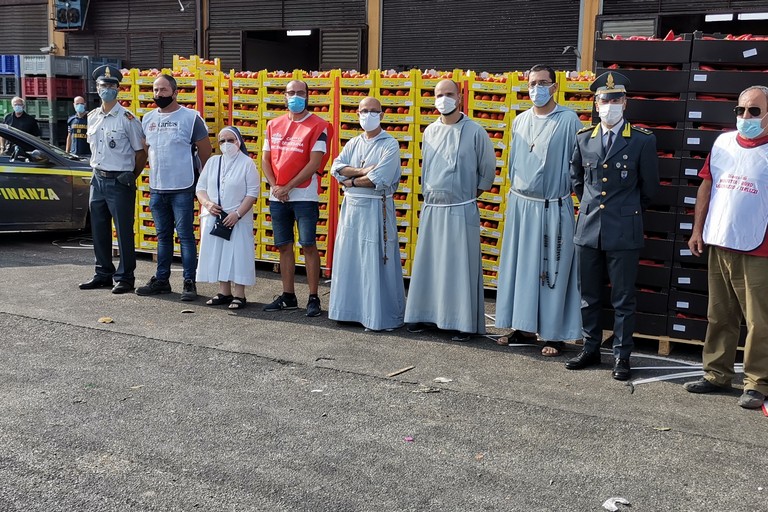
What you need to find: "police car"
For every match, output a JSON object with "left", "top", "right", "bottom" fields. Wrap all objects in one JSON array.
[{"left": 0, "top": 123, "right": 92, "bottom": 232}]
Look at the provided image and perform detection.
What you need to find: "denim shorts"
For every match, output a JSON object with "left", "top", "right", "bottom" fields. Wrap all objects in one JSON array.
[{"left": 269, "top": 200, "right": 319, "bottom": 247}]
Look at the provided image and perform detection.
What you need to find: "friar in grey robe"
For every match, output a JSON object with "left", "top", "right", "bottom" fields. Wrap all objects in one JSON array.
[
  {"left": 329, "top": 97, "right": 405, "bottom": 331},
  {"left": 495, "top": 65, "right": 583, "bottom": 353},
  {"left": 405, "top": 79, "right": 496, "bottom": 338}
]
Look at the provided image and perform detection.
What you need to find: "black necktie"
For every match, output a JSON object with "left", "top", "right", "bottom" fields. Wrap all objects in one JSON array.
[{"left": 605, "top": 130, "right": 613, "bottom": 153}]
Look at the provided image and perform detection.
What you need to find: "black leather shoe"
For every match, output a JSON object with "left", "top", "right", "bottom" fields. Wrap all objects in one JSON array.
[
  {"left": 565, "top": 349, "right": 601, "bottom": 370},
  {"left": 111, "top": 281, "right": 135, "bottom": 294},
  {"left": 612, "top": 358, "right": 631, "bottom": 381},
  {"left": 79, "top": 277, "right": 113, "bottom": 290}
]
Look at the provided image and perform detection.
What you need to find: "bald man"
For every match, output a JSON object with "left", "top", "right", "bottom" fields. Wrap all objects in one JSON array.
[
  {"left": 66, "top": 96, "right": 90, "bottom": 157},
  {"left": 329, "top": 96, "right": 405, "bottom": 331},
  {"left": 405, "top": 79, "right": 496, "bottom": 340}
]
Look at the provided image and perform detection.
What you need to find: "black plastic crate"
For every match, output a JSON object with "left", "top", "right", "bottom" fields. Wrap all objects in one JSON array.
[
  {"left": 650, "top": 183, "right": 680, "bottom": 208},
  {"left": 689, "top": 69, "right": 767, "bottom": 95},
  {"left": 600, "top": 309, "right": 668, "bottom": 337},
  {"left": 646, "top": 127, "right": 684, "bottom": 153},
  {"left": 691, "top": 36, "right": 768, "bottom": 67},
  {"left": 677, "top": 184, "right": 699, "bottom": 208},
  {"left": 643, "top": 211, "right": 677, "bottom": 235},
  {"left": 671, "top": 265, "right": 708, "bottom": 293},
  {"left": 668, "top": 315, "right": 708, "bottom": 341},
  {"left": 673, "top": 240, "right": 708, "bottom": 267},
  {"left": 680, "top": 157, "right": 706, "bottom": 180},
  {"left": 637, "top": 263, "right": 672, "bottom": 288},
  {"left": 642, "top": 237, "right": 675, "bottom": 262},
  {"left": 669, "top": 290, "right": 709, "bottom": 317},
  {"left": 0, "top": 74, "right": 18, "bottom": 96},
  {"left": 657, "top": 156, "right": 680, "bottom": 179},
  {"left": 595, "top": 67, "right": 691, "bottom": 94},
  {"left": 683, "top": 128, "right": 728, "bottom": 152},
  {"left": 686, "top": 99, "right": 738, "bottom": 126},
  {"left": 674, "top": 211, "right": 694, "bottom": 237},
  {"left": 595, "top": 37, "right": 692, "bottom": 65},
  {"left": 625, "top": 98, "right": 687, "bottom": 124}
]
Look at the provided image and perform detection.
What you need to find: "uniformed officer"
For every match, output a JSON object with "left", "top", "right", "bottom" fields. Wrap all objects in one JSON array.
[
  {"left": 565, "top": 71, "right": 659, "bottom": 380},
  {"left": 78, "top": 65, "right": 147, "bottom": 294}
]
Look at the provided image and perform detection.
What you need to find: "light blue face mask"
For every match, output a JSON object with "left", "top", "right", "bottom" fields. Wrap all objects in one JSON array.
[
  {"left": 98, "top": 88, "right": 118, "bottom": 102},
  {"left": 75, "top": 103, "right": 86, "bottom": 114},
  {"left": 13, "top": 105, "right": 24, "bottom": 114},
  {"left": 736, "top": 115, "right": 767, "bottom": 139},
  {"left": 530, "top": 85, "right": 553, "bottom": 107},
  {"left": 287, "top": 95, "right": 306, "bottom": 113}
]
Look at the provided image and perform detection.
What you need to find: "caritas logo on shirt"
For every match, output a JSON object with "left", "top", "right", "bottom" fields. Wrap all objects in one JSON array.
[
  {"left": 145, "top": 120, "right": 179, "bottom": 133},
  {"left": 271, "top": 132, "right": 305, "bottom": 154}
]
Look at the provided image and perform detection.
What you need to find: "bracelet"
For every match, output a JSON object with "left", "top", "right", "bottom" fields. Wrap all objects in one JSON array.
[{"left": 236, "top": 210, "right": 241, "bottom": 219}]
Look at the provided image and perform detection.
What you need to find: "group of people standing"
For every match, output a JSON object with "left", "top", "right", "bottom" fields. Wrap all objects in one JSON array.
[{"left": 74, "top": 63, "right": 768, "bottom": 411}]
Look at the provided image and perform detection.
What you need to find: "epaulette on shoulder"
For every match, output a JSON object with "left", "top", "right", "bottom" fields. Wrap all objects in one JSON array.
[
  {"left": 124, "top": 111, "right": 135, "bottom": 121},
  {"left": 577, "top": 125, "right": 595, "bottom": 134},
  {"left": 632, "top": 125, "right": 652, "bottom": 135}
]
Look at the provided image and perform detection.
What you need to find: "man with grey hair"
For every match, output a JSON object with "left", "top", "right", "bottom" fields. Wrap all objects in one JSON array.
[
  {"left": 2, "top": 96, "right": 41, "bottom": 152},
  {"left": 684, "top": 85, "right": 768, "bottom": 410}
]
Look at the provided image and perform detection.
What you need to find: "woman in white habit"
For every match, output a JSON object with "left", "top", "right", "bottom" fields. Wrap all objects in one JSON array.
[{"left": 195, "top": 126, "right": 259, "bottom": 309}]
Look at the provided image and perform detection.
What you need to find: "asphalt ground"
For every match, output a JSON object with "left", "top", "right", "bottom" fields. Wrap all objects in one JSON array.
[{"left": 0, "top": 231, "right": 766, "bottom": 512}]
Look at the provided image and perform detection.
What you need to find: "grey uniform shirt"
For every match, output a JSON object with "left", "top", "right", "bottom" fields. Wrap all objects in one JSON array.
[{"left": 87, "top": 103, "right": 145, "bottom": 172}]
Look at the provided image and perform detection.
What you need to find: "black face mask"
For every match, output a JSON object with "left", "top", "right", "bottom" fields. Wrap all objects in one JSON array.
[{"left": 154, "top": 95, "right": 174, "bottom": 108}]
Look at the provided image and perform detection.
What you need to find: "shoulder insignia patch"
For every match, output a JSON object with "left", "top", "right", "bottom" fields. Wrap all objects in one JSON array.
[
  {"left": 632, "top": 126, "right": 652, "bottom": 135},
  {"left": 577, "top": 125, "right": 595, "bottom": 134},
  {"left": 124, "top": 111, "right": 135, "bottom": 121}
]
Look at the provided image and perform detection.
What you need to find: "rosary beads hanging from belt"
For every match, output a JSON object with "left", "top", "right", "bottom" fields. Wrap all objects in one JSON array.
[{"left": 540, "top": 197, "right": 563, "bottom": 289}]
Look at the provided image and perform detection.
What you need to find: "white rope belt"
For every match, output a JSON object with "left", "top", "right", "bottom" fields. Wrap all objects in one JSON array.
[
  {"left": 423, "top": 198, "right": 477, "bottom": 208},
  {"left": 508, "top": 188, "right": 571, "bottom": 203},
  {"left": 343, "top": 191, "right": 393, "bottom": 199}
]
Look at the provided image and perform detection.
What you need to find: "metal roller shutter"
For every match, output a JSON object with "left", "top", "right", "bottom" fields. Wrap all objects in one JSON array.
[
  {"left": 65, "top": 0, "right": 195, "bottom": 68},
  {"left": 208, "top": 32, "right": 243, "bottom": 72},
  {"left": 320, "top": 29, "right": 365, "bottom": 71},
  {"left": 0, "top": 2, "right": 48, "bottom": 54},
  {"left": 208, "top": 0, "right": 365, "bottom": 30},
  {"left": 381, "top": 0, "right": 581, "bottom": 73}
]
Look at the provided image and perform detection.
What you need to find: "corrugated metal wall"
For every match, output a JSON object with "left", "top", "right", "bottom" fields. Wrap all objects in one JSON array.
[
  {"left": 602, "top": 0, "right": 768, "bottom": 14},
  {"left": 0, "top": 1, "right": 49, "bottom": 54},
  {"left": 380, "top": 0, "right": 582, "bottom": 73},
  {"left": 66, "top": 0, "right": 196, "bottom": 68},
  {"left": 208, "top": 0, "right": 366, "bottom": 71}
]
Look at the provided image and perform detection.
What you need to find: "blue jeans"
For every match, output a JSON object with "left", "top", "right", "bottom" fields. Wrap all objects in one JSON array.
[
  {"left": 270, "top": 200, "right": 319, "bottom": 247},
  {"left": 150, "top": 190, "right": 197, "bottom": 281}
]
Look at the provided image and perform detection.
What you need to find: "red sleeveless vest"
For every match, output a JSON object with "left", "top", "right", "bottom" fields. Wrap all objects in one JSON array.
[{"left": 266, "top": 113, "right": 333, "bottom": 191}]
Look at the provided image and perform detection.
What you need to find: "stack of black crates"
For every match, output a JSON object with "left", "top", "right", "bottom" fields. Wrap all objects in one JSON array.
[{"left": 593, "top": 31, "right": 768, "bottom": 351}]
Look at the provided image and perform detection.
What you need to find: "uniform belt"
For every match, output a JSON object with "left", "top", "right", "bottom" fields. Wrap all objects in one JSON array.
[{"left": 93, "top": 169, "right": 125, "bottom": 178}]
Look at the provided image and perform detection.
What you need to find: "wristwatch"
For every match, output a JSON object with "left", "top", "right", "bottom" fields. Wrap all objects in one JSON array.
[{"left": 351, "top": 178, "right": 357, "bottom": 187}]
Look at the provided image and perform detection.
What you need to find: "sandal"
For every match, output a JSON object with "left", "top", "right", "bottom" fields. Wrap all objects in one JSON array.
[
  {"left": 497, "top": 330, "right": 537, "bottom": 346},
  {"left": 206, "top": 293, "right": 233, "bottom": 306},
  {"left": 541, "top": 340, "right": 565, "bottom": 357},
  {"left": 228, "top": 297, "right": 247, "bottom": 310}
]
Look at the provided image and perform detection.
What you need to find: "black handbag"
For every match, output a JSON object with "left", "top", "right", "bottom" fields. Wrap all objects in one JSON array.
[{"left": 209, "top": 156, "right": 233, "bottom": 241}]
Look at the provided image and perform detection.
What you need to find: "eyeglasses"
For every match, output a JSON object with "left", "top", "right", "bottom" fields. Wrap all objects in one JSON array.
[
  {"left": 219, "top": 138, "right": 237, "bottom": 143},
  {"left": 285, "top": 90, "right": 307, "bottom": 97},
  {"left": 734, "top": 106, "right": 763, "bottom": 117},
  {"left": 359, "top": 110, "right": 382, "bottom": 115},
  {"left": 529, "top": 81, "right": 554, "bottom": 88}
]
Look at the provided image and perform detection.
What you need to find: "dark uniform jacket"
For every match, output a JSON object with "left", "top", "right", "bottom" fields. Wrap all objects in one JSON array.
[{"left": 571, "top": 121, "right": 659, "bottom": 251}]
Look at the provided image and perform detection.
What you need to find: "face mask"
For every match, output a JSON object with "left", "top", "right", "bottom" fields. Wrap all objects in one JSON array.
[
  {"left": 220, "top": 142, "right": 240, "bottom": 157},
  {"left": 13, "top": 105, "right": 23, "bottom": 114},
  {"left": 75, "top": 104, "right": 86, "bottom": 114},
  {"left": 154, "top": 95, "right": 174, "bottom": 109},
  {"left": 530, "top": 85, "right": 553, "bottom": 107},
  {"left": 736, "top": 115, "right": 767, "bottom": 139},
  {"left": 287, "top": 95, "right": 306, "bottom": 113},
  {"left": 358, "top": 112, "right": 381, "bottom": 132},
  {"left": 598, "top": 103, "right": 624, "bottom": 126},
  {"left": 98, "top": 88, "right": 118, "bottom": 102},
  {"left": 435, "top": 96, "right": 457, "bottom": 115}
]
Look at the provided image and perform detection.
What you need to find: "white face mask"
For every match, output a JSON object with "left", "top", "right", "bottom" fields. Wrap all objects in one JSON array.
[
  {"left": 435, "top": 96, "right": 457, "bottom": 115},
  {"left": 220, "top": 141, "right": 240, "bottom": 157},
  {"left": 598, "top": 103, "right": 624, "bottom": 126},
  {"left": 358, "top": 112, "right": 381, "bottom": 132}
]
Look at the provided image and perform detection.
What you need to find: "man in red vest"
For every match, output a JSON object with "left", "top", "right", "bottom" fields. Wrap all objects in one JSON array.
[{"left": 262, "top": 80, "right": 332, "bottom": 318}]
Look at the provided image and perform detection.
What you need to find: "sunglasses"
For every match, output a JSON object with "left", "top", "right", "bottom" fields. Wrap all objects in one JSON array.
[
  {"left": 219, "top": 138, "right": 237, "bottom": 143},
  {"left": 734, "top": 106, "right": 763, "bottom": 117}
]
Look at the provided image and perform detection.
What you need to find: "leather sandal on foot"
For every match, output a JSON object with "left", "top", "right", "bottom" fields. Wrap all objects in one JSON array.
[
  {"left": 541, "top": 341, "right": 565, "bottom": 357},
  {"left": 228, "top": 297, "right": 247, "bottom": 310},
  {"left": 206, "top": 293, "right": 233, "bottom": 306}
]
